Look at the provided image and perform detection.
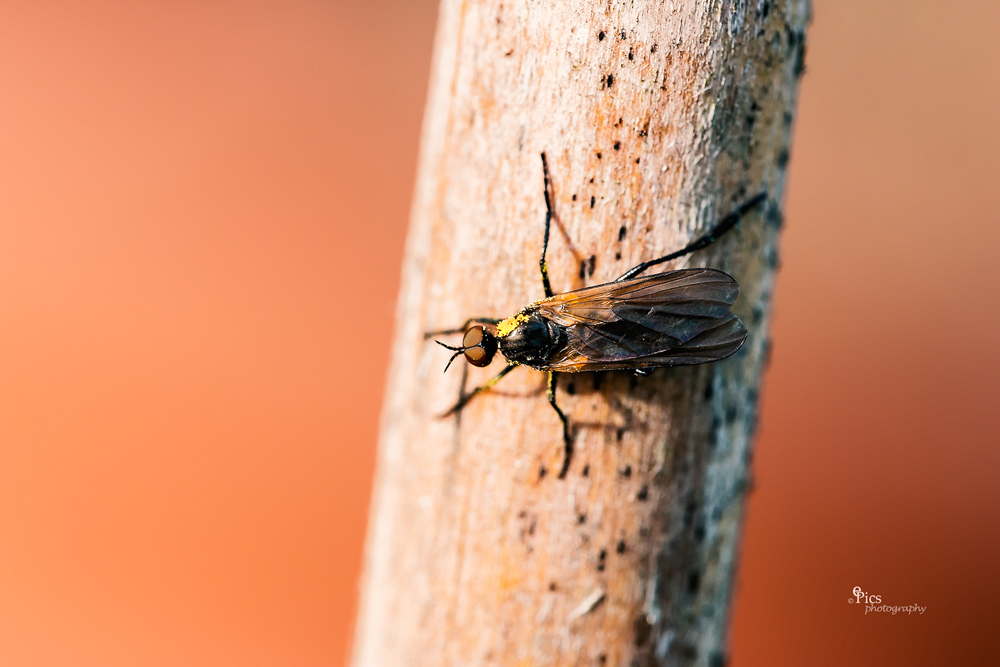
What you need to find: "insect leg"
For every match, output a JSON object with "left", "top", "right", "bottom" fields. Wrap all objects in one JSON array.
[
  {"left": 539, "top": 152, "right": 555, "bottom": 298},
  {"left": 442, "top": 363, "right": 518, "bottom": 417},
  {"left": 424, "top": 317, "right": 502, "bottom": 338},
  {"left": 548, "top": 372, "right": 574, "bottom": 479},
  {"left": 616, "top": 191, "right": 767, "bottom": 281}
]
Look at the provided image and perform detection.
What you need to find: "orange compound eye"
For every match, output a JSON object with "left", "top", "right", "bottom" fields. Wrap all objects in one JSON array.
[
  {"left": 462, "top": 325, "right": 498, "bottom": 367},
  {"left": 462, "top": 326, "right": 484, "bottom": 348}
]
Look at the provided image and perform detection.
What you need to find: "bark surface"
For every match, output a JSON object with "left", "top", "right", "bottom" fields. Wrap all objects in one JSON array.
[{"left": 354, "top": 1, "right": 809, "bottom": 665}]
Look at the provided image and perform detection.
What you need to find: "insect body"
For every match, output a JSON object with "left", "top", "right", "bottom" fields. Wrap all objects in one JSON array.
[
  {"left": 433, "top": 153, "right": 766, "bottom": 479},
  {"left": 462, "top": 268, "right": 745, "bottom": 373}
]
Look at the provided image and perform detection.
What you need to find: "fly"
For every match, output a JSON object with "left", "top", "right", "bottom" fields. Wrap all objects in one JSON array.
[{"left": 431, "top": 153, "right": 766, "bottom": 479}]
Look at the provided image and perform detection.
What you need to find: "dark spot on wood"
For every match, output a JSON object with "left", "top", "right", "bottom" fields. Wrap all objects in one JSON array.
[
  {"left": 587, "top": 255, "right": 596, "bottom": 275},
  {"left": 598, "top": 30, "right": 605, "bottom": 41},
  {"left": 528, "top": 517, "right": 536, "bottom": 535},
  {"left": 615, "top": 251, "right": 621, "bottom": 260},
  {"left": 620, "top": 465, "right": 632, "bottom": 478},
  {"left": 549, "top": 581, "right": 557, "bottom": 591},
  {"left": 767, "top": 202, "right": 784, "bottom": 228},
  {"left": 620, "top": 30, "right": 626, "bottom": 40},
  {"left": 539, "top": 465, "right": 547, "bottom": 479},
  {"left": 590, "top": 195, "right": 596, "bottom": 208},
  {"left": 628, "top": 46, "right": 634, "bottom": 61},
  {"left": 635, "top": 157, "right": 640, "bottom": 164},
  {"left": 767, "top": 246, "right": 780, "bottom": 269},
  {"left": 636, "top": 484, "right": 648, "bottom": 501},
  {"left": 582, "top": 464, "right": 590, "bottom": 477},
  {"left": 759, "top": 1, "right": 770, "bottom": 18},
  {"left": 633, "top": 615, "right": 652, "bottom": 646},
  {"left": 578, "top": 514, "right": 587, "bottom": 524},
  {"left": 683, "top": 501, "right": 697, "bottom": 527},
  {"left": 606, "top": 74, "right": 614, "bottom": 87},
  {"left": 616, "top": 540, "right": 626, "bottom": 554},
  {"left": 589, "top": 177, "right": 594, "bottom": 183},
  {"left": 598, "top": 655, "right": 607, "bottom": 665},
  {"left": 613, "top": 141, "right": 621, "bottom": 150},
  {"left": 687, "top": 570, "right": 700, "bottom": 594},
  {"left": 566, "top": 381, "right": 575, "bottom": 395},
  {"left": 650, "top": 43, "right": 658, "bottom": 53},
  {"left": 618, "top": 225, "right": 627, "bottom": 241},
  {"left": 597, "top": 549, "right": 607, "bottom": 571},
  {"left": 639, "top": 526, "right": 650, "bottom": 538},
  {"left": 572, "top": 193, "right": 577, "bottom": 201},
  {"left": 790, "top": 30, "right": 807, "bottom": 77},
  {"left": 518, "top": 510, "right": 527, "bottom": 518},
  {"left": 504, "top": 49, "right": 514, "bottom": 57},
  {"left": 734, "top": 476, "right": 751, "bottom": 495},
  {"left": 616, "top": 428, "right": 624, "bottom": 442},
  {"left": 579, "top": 260, "right": 587, "bottom": 279},
  {"left": 679, "top": 644, "right": 698, "bottom": 660},
  {"left": 596, "top": 152, "right": 602, "bottom": 159}
]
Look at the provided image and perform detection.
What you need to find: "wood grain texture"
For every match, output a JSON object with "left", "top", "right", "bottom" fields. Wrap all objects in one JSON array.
[{"left": 353, "top": 1, "right": 809, "bottom": 665}]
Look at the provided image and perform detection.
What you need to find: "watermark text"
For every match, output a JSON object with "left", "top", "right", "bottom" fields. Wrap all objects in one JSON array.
[{"left": 849, "top": 586, "right": 926, "bottom": 615}]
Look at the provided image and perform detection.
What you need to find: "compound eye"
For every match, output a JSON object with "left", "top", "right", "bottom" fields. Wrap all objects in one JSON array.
[
  {"left": 462, "top": 325, "right": 496, "bottom": 367},
  {"left": 463, "top": 326, "right": 484, "bottom": 349}
]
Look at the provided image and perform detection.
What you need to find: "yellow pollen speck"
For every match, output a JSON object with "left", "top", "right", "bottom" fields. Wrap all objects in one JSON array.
[{"left": 497, "top": 312, "right": 529, "bottom": 338}]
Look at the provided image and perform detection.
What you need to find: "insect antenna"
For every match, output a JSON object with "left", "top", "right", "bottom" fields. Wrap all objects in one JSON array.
[{"left": 434, "top": 339, "right": 467, "bottom": 373}]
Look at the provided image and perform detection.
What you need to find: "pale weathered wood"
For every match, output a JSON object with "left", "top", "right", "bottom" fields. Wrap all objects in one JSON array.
[{"left": 353, "top": 1, "right": 809, "bottom": 665}]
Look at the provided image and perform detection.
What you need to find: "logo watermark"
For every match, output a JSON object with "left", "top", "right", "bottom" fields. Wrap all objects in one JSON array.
[{"left": 849, "top": 587, "right": 926, "bottom": 615}]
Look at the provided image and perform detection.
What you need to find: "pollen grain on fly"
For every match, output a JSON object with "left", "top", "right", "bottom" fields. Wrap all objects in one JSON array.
[{"left": 497, "top": 312, "right": 530, "bottom": 338}]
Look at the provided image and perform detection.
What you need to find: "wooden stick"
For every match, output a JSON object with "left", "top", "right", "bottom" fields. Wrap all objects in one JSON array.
[{"left": 353, "top": 1, "right": 809, "bottom": 665}]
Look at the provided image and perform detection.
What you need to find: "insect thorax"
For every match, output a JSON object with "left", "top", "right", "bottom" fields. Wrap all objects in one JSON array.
[{"left": 498, "top": 310, "right": 563, "bottom": 367}]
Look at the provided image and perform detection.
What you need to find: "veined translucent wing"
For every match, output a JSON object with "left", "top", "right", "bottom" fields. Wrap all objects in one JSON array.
[{"left": 532, "top": 268, "right": 747, "bottom": 372}]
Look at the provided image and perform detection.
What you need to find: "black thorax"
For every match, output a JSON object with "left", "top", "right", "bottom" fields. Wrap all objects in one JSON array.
[{"left": 499, "top": 311, "right": 564, "bottom": 368}]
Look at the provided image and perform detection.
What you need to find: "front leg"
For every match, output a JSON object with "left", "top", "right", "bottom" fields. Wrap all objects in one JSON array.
[{"left": 441, "top": 363, "right": 519, "bottom": 417}]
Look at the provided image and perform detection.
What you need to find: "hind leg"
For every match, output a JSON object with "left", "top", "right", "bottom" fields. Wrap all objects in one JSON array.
[{"left": 547, "top": 372, "right": 573, "bottom": 479}]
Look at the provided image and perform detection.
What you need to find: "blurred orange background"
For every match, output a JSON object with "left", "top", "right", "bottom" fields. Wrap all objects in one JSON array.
[{"left": 1, "top": 1, "right": 997, "bottom": 666}]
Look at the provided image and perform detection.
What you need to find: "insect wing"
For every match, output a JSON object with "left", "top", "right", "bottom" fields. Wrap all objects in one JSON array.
[{"left": 534, "top": 268, "right": 747, "bottom": 372}]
